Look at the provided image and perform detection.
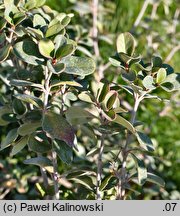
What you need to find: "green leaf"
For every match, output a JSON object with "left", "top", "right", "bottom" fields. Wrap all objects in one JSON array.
[
  {"left": 116, "top": 32, "right": 135, "bottom": 56},
  {"left": 102, "top": 109, "right": 116, "bottom": 121},
  {"left": 0, "top": 106, "right": 12, "bottom": 126},
  {"left": 10, "top": 136, "right": 28, "bottom": 156},
  {"left": 114, "top": 107, "right": 127, "bottom": 113},
  {"left": 13, "top": 12, "right": 26, "bottom": 26},
  {"left": 38, "top": 39, "right": 54, "bottom": 58},
  {"left": 156, "top": 68, "right": 166, "bottom": 84},
  {"left": 113, "top": 115, "right": 135, "bottom": 134},
  {"left": 0, "top": 44, "right": 12, "bottom": 63},
  {"left": 98, "top": 83, "right": 110, "bottom": 103},
  {"left": 0, "top": 128, "right": 18, "bottom": 150},
  {"left": 69, "top": 176, "right": 95, "bottom": 191},
  {"left": 78, "top": 92, "right": 94, "bottom": 104},
  {"left": 42, "top": 110, "right": 75, "bottom": 147},
  {"left": 106, "top": 92, "right": 117, "bottom": 110},
  {"left": 147, "top": 173, "right": 165, "bottom": 187},
  {"left": 99, "top": 175, "right": 117, "bottom": 191},
  {"left": 162, "top": 73, "right": 180, "bottom": 91},
  {"left": 0, "top": 17, "right": 7, "bottom": 30},
  {"left": 55, "top": 44, "right": 74, "bottom": 59},
  {"left": 28, "top": 132, "right": 52, "bottom": 153},
  {"left": 61, "top": 56, "right": 96, "bottom": 76},
  {"left": 15, "top": 94, "right": 43, "bottom": 108},
  {"left": 121, "top": 70, "right": 136, "bottom": 82},
  {"left": 46, "top": 22, "right": 64, "bottom": 38},
  {"left": 136, "top": 132, "right": 154, "bottom": 152},
  {"left": 131, "top": 154, "right": 147, "bottom": 185},
  {"left": 12, "top": 98, "right": 26, "bottom": 116},
  {"left": 53, "top": 140, "right": 73, "bottom": 164},
  {"left": 51, "top": 81, "right": 82, "bottom": 88},
  {"left": 109, "top": 56, "right": 121, "bottom": 67},
  {"left": 18, "top": 122, "right": 41, "bottom": 136},
  {"left": 13, "top": 39, "right": 44, "bottom": 65},
  {"left": 24, "top": 156, "right": 52, "bottom": 168},
  {"left": 54, "top": 35, "right": 67, "bottom": 51},
  {"left": 33, "top": 14, "right": 47, "bottom": 28},
  {"left": 142, "top": 75, "right": 156, "bottom": 90},
  {"left": 103, "top": 90, "right": 119, "bottom": 110},
  {"left": 65, "top": 106, "right": 95, "bottom": 125},
  {"left": 25, "top": 0, "right": 37, "bottom": 10},
  {"left": 119, "top": 53, "right": 140, "bottom": 64},
  {"left": 10, "top": 79, "right": 43, "bottom": 89},
  {"left": 160, "top": 82, "right": 174, "bottom": 92},
  {"left": 47, "top": 61, "right": 65, "bottom": 74},
  {"left": 152, "top": 55, "right": 162, "bottom": 68}
]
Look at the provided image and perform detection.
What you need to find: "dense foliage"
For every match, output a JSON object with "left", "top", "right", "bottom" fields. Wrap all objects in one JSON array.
[{"left": 0, "top": 0, "right": 179, "bottom": 200}]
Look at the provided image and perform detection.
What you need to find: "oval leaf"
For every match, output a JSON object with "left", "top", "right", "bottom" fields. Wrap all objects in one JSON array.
[
  {"left": 42, "top": 110, "right": 75, "bottom": 147},
  {"left": 61, "top": 56, "right": 96, "bottom": 76},
  {"left": 38, "top": 39, "right": 54, "bottom": 58},
  {"left": 113, "top": 115, "right": 135, "bottom": 134}
]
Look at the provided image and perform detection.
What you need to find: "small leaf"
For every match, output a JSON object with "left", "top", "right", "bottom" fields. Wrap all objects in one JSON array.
[
  {"left": 114, "top": 107, "right": 127, "bottom": 113},
  {"left": 13, "top": 39, "right": 44, "bottom": 65},
  {"left": 18, "top": 122, "right": 41, "bottom": 136},
  {"left": 1, "top": 128, "right": 18, "bottom": 150},
  {"left": 100, "top": 175, "right": 113, "bottom": 191},
  {"left": 42, "top": 110, "right": 75, "bottom": 147},
  {"left": 53, "top": 140, "right": 73, "bottom": 164},
  {"left": 152, "top": 55, "right": 162, "bottom": 67},
  {"left": 113, "top": 115, "right": 135, "bottom": 134},
  {"left": 10, "top": 79, "right": 43, "bottom": 89},
  {"left": 106, "top": 92, "right": 117, "bottom": 110},
  {"left": 12, "top": 98, "right": 26, "bottom": 116},
  {"left": 131, "top": 154, "right": 147, "bottom": 185},
  {"left": 109, "top": 56, "right": 121, "bottom": 67},
  {"left": 142, "top": 75, "right": 156, "bottom": 90},
  {"left": 24, "top": 156, "right": 52, "bottom": 168},
  {"left": 162, "top": 73, "right": 180, "bottom": 91},
  {"left": 116, "top": 32, "right": 135, "bottom": 56},
  {"left": 156, "top": 68, "right": 166, "bottom": 84},
  {"left": 98, "top": 83, "right": 110, "bottom": 103},
  {"left": 78, "top": 92, "right": 94, "bottom": 104},
  {"left": 0, "top": 106, "right": 12, "bottom": 126},
  {"left": 47, "top": 61, "right": 65, "bottom": 74},
  {"left": 160, "top": 82, "right": 174, "bottom": 92},
  {"left": 15, "top": 94, "right": 43, "bottom": 108},
  {"left": 51, "top": 81, "right": 82, "bottom": 88},
  {"left": 65, "top": 106, "right": 95, "bottom": 125},
  {"left": 38, "top": 39, "right": 54, "bottom": 58},
  {"left": 61, "top": 56, "right": 96, "bottom": 76},
  {"left": 10, "top": 136, "right": 28, "bottom": 156},
  {"left": 0, "top": 44, "right": 12, "bottom": 63},
  {"left": 55, "top": 44, "right": 74, "bottom": 59},
  {"left": 28, "top": 132, "right": 52, "bottom": 153},
  {"left": 136, "top": 132, "right": 154, "bottom": 152},
  {"left": 46, "top": 22, "right": 64, "bottom": 38},
  {"left": 33, "top": 14, "right": 47, "bottom": 28},
  {"left": 121, "top": 70, "right": 136, "bottom": 82},
  {"left": 102, "top": 109, "right": 116, "bottom": 121},
  {"left": 147, "top": 172, "right": 165, "bottom": 187}
]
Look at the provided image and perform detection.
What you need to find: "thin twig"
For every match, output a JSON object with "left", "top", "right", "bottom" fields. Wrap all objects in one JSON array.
[
  {"left": 92, "top": 0, "right": 100, "bottom": 57},
  {"left": 96, "top": 133, "right": 105, "bottom": 200},
  {"left": 165, "top": 44, "right": 180, "bottom": 63},
  {"left": 133, "top": 0, "right": 150, "bottom": 28},
  {"left": 52, "top": 150, "right": 60, "bottom": 200}
]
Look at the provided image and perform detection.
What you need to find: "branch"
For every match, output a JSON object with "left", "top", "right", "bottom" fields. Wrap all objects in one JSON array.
[
  {"left": 96, "top": 133, "right": 105, "bottom": 200},
  {"left": 133, "top": 0, "right": 150, "bottom": 28},
  {"left": 165, "top": 44, "right": 180, "bottom": 63},
  {"left": 92, "top": 0, "right": 100, "bottom": 57}
]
